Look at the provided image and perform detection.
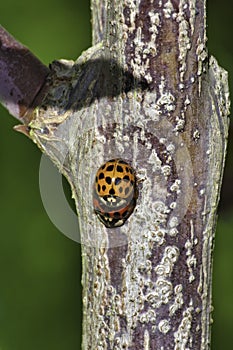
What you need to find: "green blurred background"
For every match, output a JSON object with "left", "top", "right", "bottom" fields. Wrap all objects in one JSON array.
[{"left": 0, "top": 0, "right": 232, "bottom": 349}]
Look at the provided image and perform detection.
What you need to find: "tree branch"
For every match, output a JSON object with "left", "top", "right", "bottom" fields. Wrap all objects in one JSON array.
[
  {"left": 0, "top": 0, "right": 230, "bottom": 349},
  {"left": 0, "top": 26, "right": 49, "bottom": 122}
]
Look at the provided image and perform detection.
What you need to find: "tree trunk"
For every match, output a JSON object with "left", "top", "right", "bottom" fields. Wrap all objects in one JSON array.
[{"left": 19, "top": 0, "right": 229, "bottom": 349}]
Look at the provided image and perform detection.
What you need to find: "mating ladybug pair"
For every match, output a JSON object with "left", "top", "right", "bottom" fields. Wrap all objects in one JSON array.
[{"left": 93, "top": 159, "right": 137, "bottom": 228}]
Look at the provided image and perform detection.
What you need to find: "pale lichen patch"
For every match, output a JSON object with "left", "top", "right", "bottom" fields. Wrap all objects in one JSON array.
[
  {"left": 155, "top": 246, "right": 179, "bottom": 277},
  {"left": 189, "top": 0, "right": 197, "bottom": 35},
  {"left": 174, "top": 303, "right": 194, "bottom": 350},
  {"left": 185, "top": 220, "right": 198, "bottom": 284},
  {"left": 168, "top": 227, "right": 179, "bottom": 237},
  {"left": 170, "top": 179, "right": 181, "bottom": 193},
  {"left": 158, "top": 319, "right": 171, "bottom": 334},
  {"left": 177, "top": 0, "right": 192, "bottom": 82},
  {"left": 140, "top": 309, "right": 156, "bottom": 325},
  {"left": 143, "top": 329, "right": 150, "bottom": 349},
  {"left": 163, "top": 0, "right": 174, "bottom": 19},
  {"left": 146, "top": 278, "right": 173, "bottom": 308},
  {"left": 169, "top": 284, "right": 184, "bottom": 316},
  {"left": 193, "top": 128, "right": 200, "bottom": 141}
]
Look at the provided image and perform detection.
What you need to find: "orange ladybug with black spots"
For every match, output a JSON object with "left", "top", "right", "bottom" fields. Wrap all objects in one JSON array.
[{"left": 93, "top": 159, "right": 137, "bottom": 228}]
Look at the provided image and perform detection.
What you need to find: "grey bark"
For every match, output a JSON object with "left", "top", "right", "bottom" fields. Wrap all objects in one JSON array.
[{"left": 23, "top": 0, "right": 230, "bottom": 349}]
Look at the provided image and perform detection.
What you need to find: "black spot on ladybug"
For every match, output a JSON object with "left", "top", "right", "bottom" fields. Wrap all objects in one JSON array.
[
  {"left": 105, "top": 176, "right": 112, "bottom": 185},
  {"left": 113, "top": 212, "right": 121, "bottom": 218},
  {"left": 102, "top": 185, "right": 106, "bottom": 192},
  {"left": 106, "top": 164, "right": 114, "bottom": 172},
  {"left": 109, "top": 188, "right": 115, "bottom": 195},
  {"left": 125, "top": 187, "right": 130, "bottom": 196},
  {"left": 116, "top": 165, "right": 123, "bottom": 173},
  {"left": 115, "top": 177, "right": 121, "bottom": 185},
  {"left": 95, "top": 176, "right": 98, "bottom": 183},
  {"left": 123, "top": 175, "right": 130, "bottom": 181},
  {"left": 98, "top": 184, "right": 101, "bottom": 192},
  {"left": 118, "top": 160, "right": 128, "bottom": 165},
  {"left": 99, "top": 172, "right": 104, "bottom": 179}
]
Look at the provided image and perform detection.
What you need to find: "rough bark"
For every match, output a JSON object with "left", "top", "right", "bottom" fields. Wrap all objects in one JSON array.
[{"left": 7, "top": 0, "right": 229, "bottom": 349}]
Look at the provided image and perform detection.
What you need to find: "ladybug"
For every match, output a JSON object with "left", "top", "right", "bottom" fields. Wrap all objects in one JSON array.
[{"left": 93, "top": 159, "right": 137, "bottom": 228}]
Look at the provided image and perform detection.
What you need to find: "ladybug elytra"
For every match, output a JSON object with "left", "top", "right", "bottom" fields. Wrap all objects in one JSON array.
[{"left": 93, "top": 159, "right": 137, "bottom": 228}]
